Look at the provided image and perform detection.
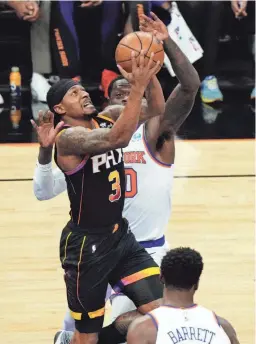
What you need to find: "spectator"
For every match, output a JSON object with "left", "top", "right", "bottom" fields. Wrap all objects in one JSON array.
[
  {"left": 230, "top": 0, "right": 255, "bottom": 99},
  {"left": 101, "top": 1, "right": 171, "bottom": 98},
  {"left": 177, "top": 0, "right": 255, "bottom": 103},
  {"left": 177, "top": 1, "right": 224, "bottom": 104},
  {"left": 6, "top": 1, "right": 102, "bottom": 101}
]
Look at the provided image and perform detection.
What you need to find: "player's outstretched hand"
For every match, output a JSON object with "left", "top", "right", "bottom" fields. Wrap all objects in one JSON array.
[
  {"left": 117, "top": 50, "right": 160, "bottom": 89},
  {"left": 31, "top": 110, "right": 64, "bottom": 148},
  {"left": 139, "top": 12, "right": 169, "bottom": 42}
]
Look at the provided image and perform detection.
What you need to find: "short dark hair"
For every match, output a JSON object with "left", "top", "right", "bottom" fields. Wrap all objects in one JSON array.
[
  {"left": 161, "top": 247, "right": 203, "bottom": 290},
  {"left": 107, "top": 76, "right": 126, "bottom": 98}
]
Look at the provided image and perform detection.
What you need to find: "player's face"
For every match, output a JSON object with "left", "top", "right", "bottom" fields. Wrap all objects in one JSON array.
[
  {"left": 110, "top": 80, "right": 147, "bottom": 108},
  {"left": 58, "top": 85, "right": 96, "bottom": 118}
]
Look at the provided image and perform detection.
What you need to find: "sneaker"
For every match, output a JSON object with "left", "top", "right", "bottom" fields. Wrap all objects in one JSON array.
[
  {"left": 31, "top": 72, "right": 51, "bottom": 103},
  {"left": 200, "top": 76, "right": 223, "bottom": 103},
  {"left": 54, "top": 330, "right": 73, "bottom": 344},
  {"left": 250, "top": 87, "right": 255, "bottom": 100},
  {"left": 0, "top": 93, "right": 3, "bottom": 105},
  {"left": 101, "top": 69, "right": 119, "bottom": 98},
  {"left": 201, "top": 103, "right": 222, "bottom": 124}
]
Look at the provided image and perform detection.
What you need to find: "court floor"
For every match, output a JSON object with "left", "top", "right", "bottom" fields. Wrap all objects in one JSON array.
[{"left": 0, "top": 139, "right": 254, "bottom": 344}]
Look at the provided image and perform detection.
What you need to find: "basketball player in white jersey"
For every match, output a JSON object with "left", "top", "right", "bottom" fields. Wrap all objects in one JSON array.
[
  {"left": 32, "top": 12, "right": 200, "bottom": 343},
  {"left": 127, "top": 247, "right": 240, "bottom": 344}
]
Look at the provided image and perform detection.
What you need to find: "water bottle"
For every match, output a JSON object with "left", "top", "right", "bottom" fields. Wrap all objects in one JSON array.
[
  {"left": 9, "top": 66, "right": 21, "bottom": 97},
  {"left": 10, "top": 96, "right": 21, "bottom": 129}
]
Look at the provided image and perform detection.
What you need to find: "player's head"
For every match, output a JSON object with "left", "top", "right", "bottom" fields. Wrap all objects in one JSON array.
[
  {"left": 160, "top": 247, "right": 203, "bottom": 292},
  {"left": 47, "top": 79, "right": 97, "bottom": 120},
  {"left": 108, "top": 76, "right": 147, "bottom": 108}
]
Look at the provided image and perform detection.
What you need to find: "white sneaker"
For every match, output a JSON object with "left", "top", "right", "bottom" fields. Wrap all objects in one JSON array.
[
  {"left": 31, "top": 72, "right": 51, "bottom": 103},
  {"left": 0, "top": 93, "right": 3, "bottom": 105},
  {"left": 54, "top": 330, "right": 73, "bottom": 344}
]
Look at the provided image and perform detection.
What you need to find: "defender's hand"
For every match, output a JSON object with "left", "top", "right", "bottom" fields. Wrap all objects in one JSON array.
[
  {"left": 31, "top": 111, "right": 64, "bottom": 148},
  {"left": 117, "top": 50, "right": 161, "bottom": 89},
  {"left": 139, "top": 12, "right": 169, "bottom": 42}
]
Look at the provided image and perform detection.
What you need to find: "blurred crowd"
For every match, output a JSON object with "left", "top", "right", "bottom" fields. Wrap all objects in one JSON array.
[{"left": 1, "top": 0, "right": 255, "bottom": 108}]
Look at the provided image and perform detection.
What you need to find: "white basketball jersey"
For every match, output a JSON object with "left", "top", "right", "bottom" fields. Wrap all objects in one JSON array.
[
  {"left": 123, "top": 124, "right": 174, "bottom": 242},
  {"left": 149, "top": 305, "right": 231, "bottom": 344}
]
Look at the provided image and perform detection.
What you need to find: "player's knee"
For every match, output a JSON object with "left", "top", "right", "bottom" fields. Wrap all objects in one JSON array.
[
  {"left": 74, "top": 331, "right": 98, "bottom": 344},
  {"left": 63, "top": 310, "right": 76, "bottom": 331},
  {"left": 137, "top": 298, "right": 162, "bottom": 314}
]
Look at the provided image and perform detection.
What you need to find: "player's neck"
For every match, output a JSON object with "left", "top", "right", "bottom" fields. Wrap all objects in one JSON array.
[
  {"left": 63, "top": 116, "right": 94, "bottom": 129},
  {"left": 163, "top": 288, "right": 195, "bottom": 309}
]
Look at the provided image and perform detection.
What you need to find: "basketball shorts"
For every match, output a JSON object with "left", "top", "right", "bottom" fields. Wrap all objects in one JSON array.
[
  {"left": 60, "top": 218, "right": 163, "bottom": 333},
  {"left": 110, "top": 240, "right": 169, "bottom": 322}
]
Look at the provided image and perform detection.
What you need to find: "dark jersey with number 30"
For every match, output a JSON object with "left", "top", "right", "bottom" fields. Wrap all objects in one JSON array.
[{"left": 55, "top": 115, "right": 125, "bottom": 228}]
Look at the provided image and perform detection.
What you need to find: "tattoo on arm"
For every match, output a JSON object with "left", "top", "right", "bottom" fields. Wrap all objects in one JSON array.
[
  {"left": 57, "top": 126, "right": 118, "bottom": 156},
  {"left": 114, "top": 310, "right": 141, "bottom": 335},
  {"left": 143, "top": 76, "right": 165, "bottom": 122},
  {"left": 161, "top": 84, "right": 196, "bottom": 134},
  {"left": 164, "top": 36, "right": 200, "bottom": 93},
  {"left": 57, "top": 86, "right": 146, "bottom": 156}
]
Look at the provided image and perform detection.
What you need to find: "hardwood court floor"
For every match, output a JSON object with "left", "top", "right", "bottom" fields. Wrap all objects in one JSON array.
[{"left": 0, "top": 139, "right": 254, "bottom": 344}]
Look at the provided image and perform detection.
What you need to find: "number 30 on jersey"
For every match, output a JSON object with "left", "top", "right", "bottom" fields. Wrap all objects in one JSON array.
[{"left": 108, "top": 169, "right": 138, "bottom": 202}]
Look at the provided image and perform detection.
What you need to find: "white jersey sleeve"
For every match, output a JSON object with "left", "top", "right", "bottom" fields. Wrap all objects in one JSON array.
[{"left": 33, "top": 161, "right": 67, "bottom": 200}]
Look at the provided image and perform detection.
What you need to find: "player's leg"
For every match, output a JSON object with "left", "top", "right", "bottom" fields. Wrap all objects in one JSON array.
[
  {"left": 62, "top": 284, "right": 113, "bottom": 332},
  {"left": 63, "top": 308, "right": 75, "bottom": 331},
  {"left": 96, "top": 240, "right": 169, "bottom": 343},
  {"left": 108, "top": 228, "right": 163, "bottom": 336},
  {"left": 60, "top": 226, "right": 109, "bottom": 344},
  {"left": 109, "top": 241, "right": 169, "bottom": 321}
]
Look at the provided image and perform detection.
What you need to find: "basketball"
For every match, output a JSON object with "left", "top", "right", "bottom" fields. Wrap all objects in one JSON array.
[{"left": 115, "top": 31, "right": 164, "bottom": 73}]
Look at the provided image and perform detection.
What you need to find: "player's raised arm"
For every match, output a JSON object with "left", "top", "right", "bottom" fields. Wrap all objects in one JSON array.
[
  {"left": 57, "top": 51, "right": 161, "bottom": 156},
  {"left": 140, "top": 12, "right": 200, "bottom": 142},
  {"left": 140, "top": 75, "right": 165, "bottom": 124}
]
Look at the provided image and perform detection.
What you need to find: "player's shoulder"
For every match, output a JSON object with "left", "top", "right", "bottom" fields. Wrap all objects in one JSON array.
[
  {"left": 96, "top": 112, "right": 115, "bottom": 129},
  {"left": 127, "top": 314, "right": 157, "bottom": 343},
  {"left": 56, "top": 126, "right": 89, "bottom": 140}
]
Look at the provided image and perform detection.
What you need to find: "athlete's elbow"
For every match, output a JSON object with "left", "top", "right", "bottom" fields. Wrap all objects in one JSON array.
[
  {"left": 192, "top": 73, "right": 201, "bottom": 91},
  {"left": 108, "top": 134, "right": 130, "bottom": 149},
  {"left": 34, "top": 193, "right": 47, "bottom": 201},
  {"left": 115, "top": 137, "right": 130, "bottom": 149},
  {"left": 189, "top": 72, "right": 201, "bottom": 92},
  {"left": 33, "top": 186, "right": 51, "bottom": 201}
]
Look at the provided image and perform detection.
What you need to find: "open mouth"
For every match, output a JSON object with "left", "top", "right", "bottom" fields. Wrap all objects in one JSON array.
[{"left": 83, "top": 100, "right": 93, "bottom": 109}]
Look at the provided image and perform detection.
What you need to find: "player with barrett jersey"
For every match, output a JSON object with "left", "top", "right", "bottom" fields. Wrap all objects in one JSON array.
[
  {"left": 32, "top": 13, "right": 200, "bottom": 343},
  {"left": 127, "top": 247, "right": 240, "bottom": 344}
]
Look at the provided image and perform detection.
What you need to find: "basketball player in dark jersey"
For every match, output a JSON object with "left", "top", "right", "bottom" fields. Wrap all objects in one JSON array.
[{"left": 46, "top": 51, "right": 163, "bottom": 344}]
